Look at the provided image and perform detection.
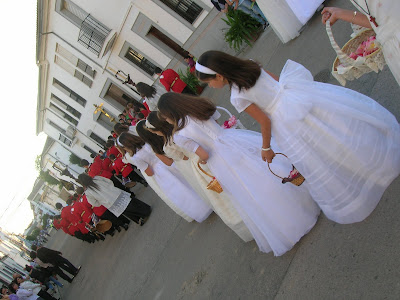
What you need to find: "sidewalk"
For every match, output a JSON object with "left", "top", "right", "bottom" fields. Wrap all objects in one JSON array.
[{"left": 51, "top": 1, "right": 400, "bottom": 299}]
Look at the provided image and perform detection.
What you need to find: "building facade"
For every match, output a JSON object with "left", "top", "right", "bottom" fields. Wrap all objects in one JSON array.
[{"left": 36, "top": 0, "right": 217, "bottom": 160}]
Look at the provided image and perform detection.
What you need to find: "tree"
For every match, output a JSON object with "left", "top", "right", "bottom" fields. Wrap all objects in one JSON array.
[
  {"left": 25, "top": 235, "right": 36, "bottom": 241},
  {"left": 39, "top": 170, "right": 60, "bottom": 186},
  {"left": 35, "top": 155, "right": 42, "bottom": 172},
  {"left": 69, "top": 153, "right": 81, "bottom": 165},
  {"left": 42, "top": 214, "right": 51, "bottom": 228}
]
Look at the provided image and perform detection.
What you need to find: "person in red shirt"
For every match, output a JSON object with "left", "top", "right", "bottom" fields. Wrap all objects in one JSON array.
[
  {"left": 80, "top": 158, "right": 129, "bottom": 192},
  {"left": 105, "top": 141, "right": 122, "bottom": 159},
  {"left": 109, "top": 154, "right": 148, "bottom": 187},
  {"left": 155, "top": 67, "right": 196, "bottom": 95},
  {"left": 76, "top": 187, "right": 130, "bottom": 233}
]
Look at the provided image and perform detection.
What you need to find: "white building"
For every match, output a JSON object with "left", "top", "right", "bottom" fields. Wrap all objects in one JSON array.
[{"left": 36, "top": 0, "right": 217, "bottom": 160}]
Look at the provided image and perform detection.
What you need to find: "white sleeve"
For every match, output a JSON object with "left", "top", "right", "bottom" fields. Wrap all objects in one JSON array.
[
  {"left": 17, "top": 289, "right": 34, "bottom": 297},
  {"left": 130, "top": 155, "right": 149, "bottom": 171},
  {"left": 230, "top": 97, "right": 253, "bottom": 113},
  {"left": 173, "top": 135, "right": 199, "bottom": 153}
]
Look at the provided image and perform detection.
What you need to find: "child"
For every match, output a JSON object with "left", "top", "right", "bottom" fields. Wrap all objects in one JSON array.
[
  {"left": 195, "top": 50, "right": 400, "bottom": 224},
  {"left": 145, "top": 112, "right": 253, "bottom": 241},
  {"left": 157, "top": 93, "right": 320, "bottom": 256},
  {"left": 117, "top": 128, "right": 212, "bottom": 223},
  {"left": 109, "top": 154, "right": 148, "bottom": 187}
]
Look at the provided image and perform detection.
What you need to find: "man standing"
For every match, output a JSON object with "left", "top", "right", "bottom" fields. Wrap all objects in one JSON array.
[
  {"left": 31, "top": 245, "right": 80, "bottom": 279},
  {"left": 155, "top": 67, "right": 196, "bottom": 95}
]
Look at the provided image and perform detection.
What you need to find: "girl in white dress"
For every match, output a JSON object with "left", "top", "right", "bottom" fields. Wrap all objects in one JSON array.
[
  {"left": 146, "top": 112, "right": 254, "bottom": 242},
  {"left": 157, "top": 93, "right": 320, "bottom": 256},
  {"left": 322, "top": 0, "right": 400, "bottom": 86},
  {"left": 118, "top": 129, "right": 212, "bottom": 223},
  {"left": 195, "top": 50, "right": 400, "bottom": 224}
]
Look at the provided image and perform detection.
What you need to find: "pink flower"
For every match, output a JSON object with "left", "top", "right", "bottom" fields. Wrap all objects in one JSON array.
[{"left": 222, "top": 115, "right": 238, "bottom": 129}]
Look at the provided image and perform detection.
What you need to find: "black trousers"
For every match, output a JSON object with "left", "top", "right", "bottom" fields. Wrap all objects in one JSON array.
[
  {"left": 110, "top": 175, "right": 130, "bottom": 192},
  {"left": 122, "top": 196, "right": 151, "bottom": 224},
  {"left": 52, "top": 266, "right": 73, "bottom": 282},
  {"left": 38, "top": 289, "right": 57, "bottom": 300},
  {"left": 101, "top": 209, "right": 130, "bottom": 228},
  {"left": 54, "top": 255, "right": 78, "bottom": 276},
  {"left": 127, "top": 170, "right": 146, "bottom": 185}
]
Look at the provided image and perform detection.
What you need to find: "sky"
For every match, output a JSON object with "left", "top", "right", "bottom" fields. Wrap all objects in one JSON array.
[{"left": 0, "top": 1, "right": 47, "bottom": 234}]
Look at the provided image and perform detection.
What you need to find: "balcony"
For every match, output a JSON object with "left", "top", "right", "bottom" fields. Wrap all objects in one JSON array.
[{"left": 78, "top": 14, "right": 112, "bottom": 57}]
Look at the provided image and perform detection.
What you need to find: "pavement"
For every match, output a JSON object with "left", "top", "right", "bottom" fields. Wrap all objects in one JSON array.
[{"left": 46, "top": 0, "right": 400, "bottom": 299}]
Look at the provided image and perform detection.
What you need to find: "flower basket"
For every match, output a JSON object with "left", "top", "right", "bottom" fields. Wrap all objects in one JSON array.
[
  {"left": 267, "top": 153, "right": 305, "bottom": 186},
  {"left": 197, "top": 162, "right": 223, "bottom": 193},
  {"left": 326, "top": 20, "right": 385, "bottom": 86},
  {"left": 216, "top": 106, "right": 246, "bottom": 129}
]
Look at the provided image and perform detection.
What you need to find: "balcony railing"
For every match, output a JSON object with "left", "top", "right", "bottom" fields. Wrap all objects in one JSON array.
[{"left": 78, "top": 14, "right": 111, "bottom": 57}]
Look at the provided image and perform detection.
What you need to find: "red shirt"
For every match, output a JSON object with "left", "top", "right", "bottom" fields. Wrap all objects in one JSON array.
[
  {"left": 76, "top": 222, "right": 89, "bottom": 234},
  {"left": 92, "top": 205, "right": 107, "bottom": 217},
  {"left": 61, "top": 206, "right": 81, "bottom": 225},
  {"left": 71, "top": 201, "right": 93, "bottom": 224},
  {"left": 106, "top": 146, "right": 121, "bottom": 159},
  {"left": 88, "top": 160, "right": 113, "bottom": 179},
  {"left": 101, "top": 157, "right": 113, "bottom": 173},
  {"left": 160, "top": 69, "right": 186, "bottom": 93},
  {"left": 78, "top": 194, "right": 92, "bottom": 210},
  {"left": 53, "top": 219, "right": 62, "bottom": 230},
  {"left": 111, "top": 158, "right": 133, "bottom": 177}
]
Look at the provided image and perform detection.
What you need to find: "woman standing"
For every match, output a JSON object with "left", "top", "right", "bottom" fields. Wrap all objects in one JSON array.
[{"left": 78, "top": 173, "right": 151, "bottom": 226}]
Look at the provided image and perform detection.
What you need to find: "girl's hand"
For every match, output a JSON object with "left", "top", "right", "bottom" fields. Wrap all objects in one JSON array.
[
  {"left": 262, "top": 149, "right": 275, "bottom": 163},
  {"left": 183, "top": 156, "right": 189, "bottom": 160},
  {"left": 321, "top": 7, "right": 343, "bottom": 25},
  {"left": 145, "top": 167, "right": 154, "bottom": 176}
]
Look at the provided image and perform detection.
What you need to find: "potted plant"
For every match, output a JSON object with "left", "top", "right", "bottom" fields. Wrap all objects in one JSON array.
[
  {"left": 178, "top": 67, "right": 204, "bottom": 95},
  {"left": 222, "top": 8, "right": 263, "bottom": 53}
]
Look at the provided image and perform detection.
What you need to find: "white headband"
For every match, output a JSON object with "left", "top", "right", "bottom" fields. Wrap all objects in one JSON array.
[
  {"left": 145, "top": 119, "right": 155, "bottom": 129},
  {"left": 195, "top": 62, "right": 217, "bottom": 75},
  {"left": 116, "top": 136, "right": 124, "bottom": 147}
]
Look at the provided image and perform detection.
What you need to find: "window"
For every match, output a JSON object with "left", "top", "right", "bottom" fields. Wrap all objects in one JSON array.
[
  {"left": 56, "top": 44, "right": 96, "bottom": 78},
  {"left": 90, "top": 132, "right": 106, "bottom": 147},
  {"left": 49, "top": 103, "right": 79, "bottom": 126},
  {"left": 159, "top": 0, "right": 202, "bottom": 24},
  {"left": 125, "top": 47, "right": 158, "bottom": 76},
  {"left": 77, "top": 59, "right": 95, "bottom": 77},
  {"left": 83, "top": 145, "right": 96, "bottom": 156},
  {"left": 51, "top": 94, "right": 81, "bottom": 119},
  {"left": 97, "top": 112, "right": 116, "bottom": 131},
  {"left": 57, "top": 1, "right": 111, "bottom": 57},
  {"left": 53, "top": 78, "right": 87, "bottom": 107},
  {"left": 49, "top": 120, "right": 66, "bottom": 134},
  {"left": 59, "top": 134, "right": 72, "bottom": 146}
]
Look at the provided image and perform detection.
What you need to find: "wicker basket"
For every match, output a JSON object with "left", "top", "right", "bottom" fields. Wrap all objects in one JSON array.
[
  {"left": 197, "top": 162, "right": 223, "bottom": 193},
  {"left": 95, "top": 220, "right": 112, "bottom": 233},
  {"left": 326, "top": 20, "right": 385, "bottom": 86},
  {"left": 267, "top": 153, "right": 305, "bottom": 186}
]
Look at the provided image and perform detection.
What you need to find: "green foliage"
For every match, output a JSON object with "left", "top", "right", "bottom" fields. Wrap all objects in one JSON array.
[
  {"left": 42, "top": 214, "right": 50, "bottom": 228},
  {"left": 178, "top": 68, "right": 201, "bottom": 94},
  {"left": 69, "top": 153, "right": 81, "bottom": 165},
  {"left": 222, "top": 8, "right": 262, "bottom": 52},
  {"left": 34, "top": 155, "right": 42, "bottom": 172},
  {"left": 39, "top": 170, "right": 60, "bottom": 186},
  {"left": 25, "top": 235, "right": 36, "bottom": 241}
]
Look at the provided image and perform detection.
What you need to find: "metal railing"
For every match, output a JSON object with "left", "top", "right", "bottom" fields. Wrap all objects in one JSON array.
[{"left": 78, "top": 14, "right": 111, "bottom": 56}]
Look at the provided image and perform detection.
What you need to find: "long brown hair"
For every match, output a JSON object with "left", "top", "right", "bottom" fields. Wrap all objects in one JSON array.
[
  {"left": 118, "top": 132, "right": 145, "bottom": 156},
  {"left": 78, "top": 173, "right": 99, "bottom": 191},
  {"left": 147, "top": 111, "right": 174, "bottom": 145},
  {"left": 157, "top": 93, "right": 216, "bottom": 132},
  {"left": 195, "top": 50, "right": 261, "bottom": 91},
  {"left": 135, "top": 82, "right": 157, "bottom": 99},
  {"left": 113, "top": 123, "right": 129, "bottom": 136},
  {"left": 136, "top": 120, "right": 165, "bottom": 154}
]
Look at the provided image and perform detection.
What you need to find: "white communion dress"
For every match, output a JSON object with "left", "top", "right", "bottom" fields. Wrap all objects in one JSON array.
[
  {"left": 177, "top": 113, "right": 320, "bottom": 256},
  {"left": 230, "top": 59, "right": 400, "bottom": 224},
  {"left": 166, "top": 136, "right": 253, "bottom": 242},
  {"left": 125, "top": 144, "right": 212, "bottom": 222}
]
